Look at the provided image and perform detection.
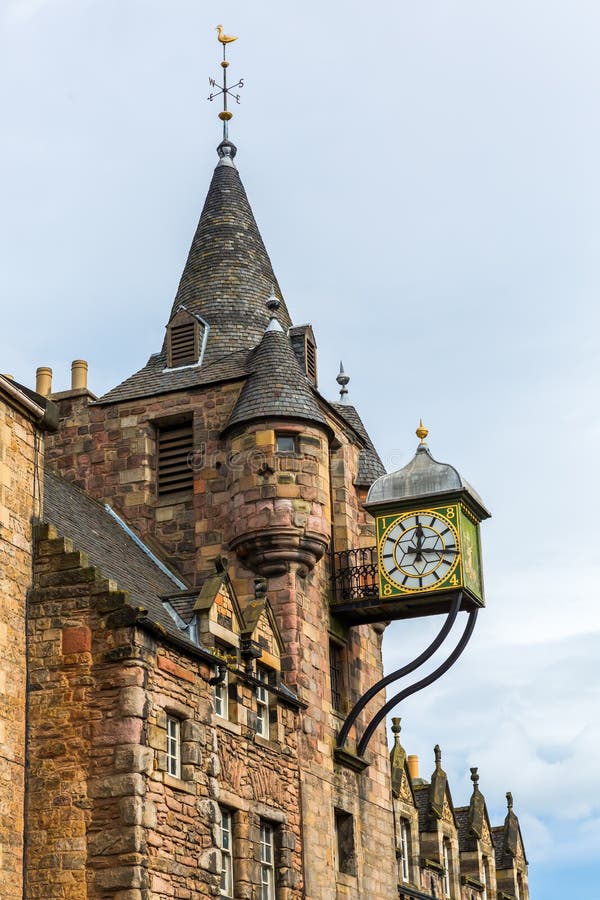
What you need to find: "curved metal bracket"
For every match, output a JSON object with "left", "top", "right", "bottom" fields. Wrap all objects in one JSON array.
[
  {"left": 357, "top": 607, "right": 478, "bottom": 757},
  {"left": 335, "top": 591, "right": 479, "bottom": 763},
  {"left": 336, "top": 592, "right": 462, "bottom": 750}
]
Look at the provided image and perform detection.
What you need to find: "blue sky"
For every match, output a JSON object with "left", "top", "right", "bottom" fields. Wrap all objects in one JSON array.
[{"left": 1, "top": 2, "right": 599, "bottom": 897}]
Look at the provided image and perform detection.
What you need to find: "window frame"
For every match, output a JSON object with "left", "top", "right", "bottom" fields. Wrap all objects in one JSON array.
[
  {"left": 329, "top": 639, "right": 346, "bottom": 713},
  {"left": 399, "top": 818, "right": 410, "bottom": 882},
  {"left": 259, "top": 820, "right": 276, "bottom": 900},
  {"left": 214, "top": 666, "right": 229, "bottom": 720},
  {"left": 442, "top": 839, "right": 451, "bottom": 898},
  {"left": 220, "top": 807, "right": 234, "bottom": 898},
  {"left": 166, "top": 715, "right": 181, "bottom": 779},
  {"left": 275, "top": 432, "right": 298, "bottom": 454},
  {"left": 256, "top": 666, "right": 270, "bottom": 738}
]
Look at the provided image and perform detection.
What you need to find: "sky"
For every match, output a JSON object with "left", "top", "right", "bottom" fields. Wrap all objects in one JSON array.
[{"left": 1, "top": 1, "right": 599, "bottom": 897}]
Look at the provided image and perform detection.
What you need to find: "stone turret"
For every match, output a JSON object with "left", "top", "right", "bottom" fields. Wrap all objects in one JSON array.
[{"left": 224, "top": 314, "right": 331, "bottom": 576}]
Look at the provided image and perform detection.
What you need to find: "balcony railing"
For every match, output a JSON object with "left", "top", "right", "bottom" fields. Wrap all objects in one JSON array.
[{"left": 331, "top": 546, "right": 378, "bottom": 604}]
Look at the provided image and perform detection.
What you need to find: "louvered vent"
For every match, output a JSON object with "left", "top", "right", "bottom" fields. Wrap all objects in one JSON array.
[
  {"left": 305, "top": 337, "right": 317, "bottom": 384},
  {"left": 168, "top": 320, "right": 198, "bottom": 368},
  {"left": 158, "top": 421, "right": 194, "bottom": 494}
]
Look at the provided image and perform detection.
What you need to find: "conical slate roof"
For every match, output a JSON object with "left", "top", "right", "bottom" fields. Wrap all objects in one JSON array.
[
  {"left": 224, "top": 319, "right": 327, "bottom": 432},
  {"left": 168, "top": 144, "right": 292, "bottom": 365},
  {"left": 98, "top": 143, "right": 292, "bottom": 405}
]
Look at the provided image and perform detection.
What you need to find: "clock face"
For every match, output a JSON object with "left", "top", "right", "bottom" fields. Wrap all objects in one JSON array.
[{"left": 379, "top": 509, "right": 460, "bottom": 593}]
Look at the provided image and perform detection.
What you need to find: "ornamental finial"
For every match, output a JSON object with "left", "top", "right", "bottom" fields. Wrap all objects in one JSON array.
[
  {"left": 416, "top": 418, "right": 429, "bottom": 445},
  {"left": 470, "top": 766, "right": 479, "bottom": 792},
  {"left": 434, "top": 744, "right": 442, "bottom": 768},
  {"left": 506, "top": 791, "right": 513, "bottom": 811},
  {"left": 391, "top": 717, "right": 402, "bottom": 744},
  {"left": 336, "top": 361, "right": 350, "bottom": 403},
  {"left": 208, "top": 26, "right": 244, "bottom": 145}
]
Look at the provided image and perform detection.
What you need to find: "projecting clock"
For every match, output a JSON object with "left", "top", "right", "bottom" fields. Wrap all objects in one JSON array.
[
  {"left": 361, "top": 423, "right": 491, "bottom": 619},
  {"left": 379, "top": 507, "right": 460, "bottom": 593}
]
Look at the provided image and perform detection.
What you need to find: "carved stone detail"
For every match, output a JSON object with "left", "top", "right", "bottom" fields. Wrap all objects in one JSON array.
[{"left": 230, "top": 526, "right": 329, "bottom": 576}]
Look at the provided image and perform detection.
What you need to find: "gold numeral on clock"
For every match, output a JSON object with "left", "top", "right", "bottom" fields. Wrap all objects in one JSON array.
[
  {"left": 383, "top": 583, "right": 392, "bottom": 596},
  {"left": 449, "top": 573, "right": 458, "bottom": 586},
  {"left": 446, "top": 507, "right": 455, "bottom": 518}
]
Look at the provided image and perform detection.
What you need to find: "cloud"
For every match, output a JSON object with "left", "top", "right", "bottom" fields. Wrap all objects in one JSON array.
[{"left": 382, "top": 628, "right": 599, "bottom": 864}]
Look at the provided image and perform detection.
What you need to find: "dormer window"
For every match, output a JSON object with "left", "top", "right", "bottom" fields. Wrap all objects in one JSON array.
[
  {"left": 166, "top": 309, "right": 207, "bottom": 368},
  {"left": 288, "top": 324, "right": 318, "bottom": 386}
]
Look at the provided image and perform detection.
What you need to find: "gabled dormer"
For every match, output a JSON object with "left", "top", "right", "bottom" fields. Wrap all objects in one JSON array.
[
  {"left": 193, "top": 557, "right": 243, "bottom": 652},
  {"left": 492, "top": 793, "right": 529, "bottom": 900},
  {"left": 165, "top": 307, "right": 208, "bottom": 369},
  {"left": 455, "top": 768, "right": 497, "bottom": 899},
  {"left": 414, "top": 745, "right": 460, "bottom": 900},
  {"left": 389, "top": 719, "right": 420, "bottom": 891}
]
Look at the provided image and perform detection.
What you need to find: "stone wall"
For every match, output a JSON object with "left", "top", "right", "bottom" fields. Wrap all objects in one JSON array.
[
  {"left": 28, "top": 523, "right": 305, "bottom": 899},
  {"left": 43, "top": 385, "right": 398, "bottom": 898},
  {"left": 0, "top": 395, "right": 40, "bottom": 900}
]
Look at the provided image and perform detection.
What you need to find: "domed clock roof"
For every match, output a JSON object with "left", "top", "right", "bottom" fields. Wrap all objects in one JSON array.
[{"left": 365, "top": 422, "right": 491, "bottom": 520}]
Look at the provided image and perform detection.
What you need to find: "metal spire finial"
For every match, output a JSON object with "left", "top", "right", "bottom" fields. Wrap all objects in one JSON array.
[
  {"left": 336, "top": 361, "right": 350, "bottom": 403},
  {"left": 208, "top": 26, "right": 244, "bottom": 147},
  {"left": 416, "top": 418, "right": 429, "bottom": 445},
  {"left": 391, "top": 717, "right": 402, "bottom": 745},
  {"left": 266, "top": 287, "right": 281, "bottom": 313}
]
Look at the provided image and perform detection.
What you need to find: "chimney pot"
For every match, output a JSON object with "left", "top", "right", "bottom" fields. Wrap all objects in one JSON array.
[
  {"left": 36, "top": 367, "right": 53, "bottom": 397},
  {"left": 407, "top": 754, "right": 419, "bottom": 780},
  {"left": 71, "top": 359, "right": 88, "bottom": 391}
]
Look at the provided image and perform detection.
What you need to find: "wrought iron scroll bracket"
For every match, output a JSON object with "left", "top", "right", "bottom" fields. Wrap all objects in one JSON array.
[{"left": 335, "top": 592, "right": 479, "bottom": 765}]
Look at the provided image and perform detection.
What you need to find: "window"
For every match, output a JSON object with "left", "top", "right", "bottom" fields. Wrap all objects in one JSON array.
[
  {"left": 399, "top": 818, "right": 410, "bottom": 882},
  {"left": 335, "top": 809, "right": 356, "bottom": 876},
  {"left": 157, "top": 419, "right": 194, "bottom": 495},
  {"left": 275, "top": 433, "right": 297, "bottom": 454},
  {"left": 442, "top": 839, "right": 451, "bottom": 897},
  {"left": 220, "top": 808, "right": 233, "bottom": 897},
  {"left": 260, "top": 821, "right": 275, "bottom": 900},
  {"left": 256, "top": 667, "right": 270, "bottom": 738},
  {"left": 481, "top": 857, "right": 488, "bottom": 900},
  {"left": 214, "top": 667, "right": 229, "bottom": 719},
  {"left": 430, "top": 875, "right": 437, "bottom": 897},
  {"left": 329, "top": 640, "right": 344, "bottom": 712},
  {"left": 166, "top": 716, "right": 181, "bottom": 778}
]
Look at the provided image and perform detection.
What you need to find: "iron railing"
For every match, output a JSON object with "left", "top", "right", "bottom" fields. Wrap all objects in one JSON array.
[{"left": 331, "top": 546, "right": 378, "bottom": 604}]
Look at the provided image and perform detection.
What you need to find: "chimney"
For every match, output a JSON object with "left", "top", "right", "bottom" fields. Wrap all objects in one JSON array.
[
  {"left": 71, "top": 360, "right": 88, "bottom": 391},
  {"left": 36, "top": 367, "right": 53, "bottom": 397},
  {"left": 407, "top": 754, "right": 419, "bottom": 780}
]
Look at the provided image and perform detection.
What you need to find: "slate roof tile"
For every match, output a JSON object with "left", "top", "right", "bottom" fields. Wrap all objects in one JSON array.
[
  {"left": 43, "top": 468, "right": 194, "bottom": 645},
  {"left": 331, "top": 402, "right": 385, "bottom": 486},
  {"left": 224, "top": 324, "right": 328, "bottom": 432}
]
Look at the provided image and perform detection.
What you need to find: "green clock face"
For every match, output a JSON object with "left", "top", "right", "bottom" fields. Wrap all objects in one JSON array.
[{"left": 379, "top": 509, "right": 460, "bottom": 593}]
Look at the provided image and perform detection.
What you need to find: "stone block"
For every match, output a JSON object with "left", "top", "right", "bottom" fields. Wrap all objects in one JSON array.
[
  {"left": 88, "top": 773, "right": 145, "bottom": 799},
  {"left": 93, "top": 865, "right": 143, "bottom": 890},
  {"left": 114, "top": 745, "right": 154, "bottom": 775},
  {"left": 119, "top": 686, "right": 150, "bottom": 718},
  {"left": 61, "top": 626, "right": 92, "bottom": 655}
]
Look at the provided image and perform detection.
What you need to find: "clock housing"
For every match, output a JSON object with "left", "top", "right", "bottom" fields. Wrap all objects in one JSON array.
[{"left": 359, "top": 440, "right": 491, "bottom": 621}]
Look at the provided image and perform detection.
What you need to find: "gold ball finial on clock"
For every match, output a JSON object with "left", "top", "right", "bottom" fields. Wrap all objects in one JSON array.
[{"left": 416, "top": 418, "right": 429, "bottom": 445}]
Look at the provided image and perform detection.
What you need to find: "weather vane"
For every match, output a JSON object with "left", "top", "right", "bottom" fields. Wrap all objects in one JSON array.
[{"left": 208, "top": 25, "right": 244, "bottom": 143}]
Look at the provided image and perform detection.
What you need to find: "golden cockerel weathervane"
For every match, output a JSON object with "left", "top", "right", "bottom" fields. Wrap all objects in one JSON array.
[{"left": 208, "top": 25, "right": 244, "bottom": 143}]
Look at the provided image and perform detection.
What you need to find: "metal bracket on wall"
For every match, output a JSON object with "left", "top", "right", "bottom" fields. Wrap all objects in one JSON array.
[{"left": 334, "top": 592, "right": 478, "bottom": 767}]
